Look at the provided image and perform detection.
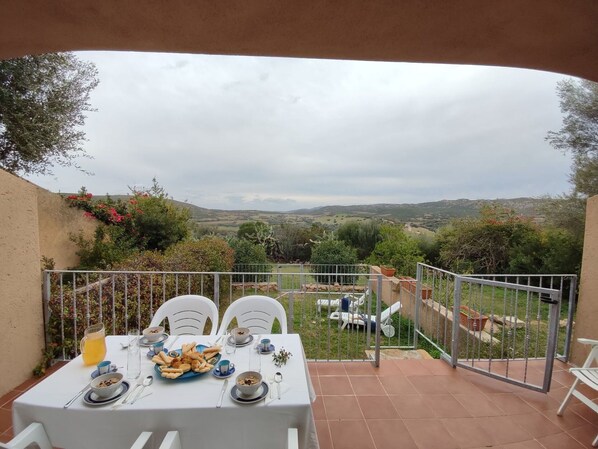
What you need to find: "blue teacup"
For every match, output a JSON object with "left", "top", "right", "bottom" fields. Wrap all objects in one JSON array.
[
  {"left": 217, "top": 359, "right": 234, "bottom": 376},
  {"left": 97, "top": 360, "right": 112, "bottom": 375},
  {"left": 260, "top": 338, "right": 271, "bottom": 351},
  {"left": 152, "top": 341, "right": 165, "bottom": 355}
]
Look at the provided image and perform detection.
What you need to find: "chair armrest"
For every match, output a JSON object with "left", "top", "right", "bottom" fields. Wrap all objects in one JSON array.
[{"left": 578, "top": 338, "right": 598, "bottom": 346}]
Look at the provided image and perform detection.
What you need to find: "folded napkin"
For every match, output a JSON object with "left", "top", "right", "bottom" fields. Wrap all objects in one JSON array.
[{"left": 265, "top": 381, "right": 290, "bottom": 405}]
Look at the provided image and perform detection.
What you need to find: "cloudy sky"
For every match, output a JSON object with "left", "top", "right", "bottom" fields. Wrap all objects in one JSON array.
[{"left": 26, "top": 51, "right": 573, "bottom": 212}]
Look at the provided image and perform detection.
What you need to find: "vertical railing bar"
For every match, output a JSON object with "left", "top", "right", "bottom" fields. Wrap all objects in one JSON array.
[
  {"left": 73, "top": 272, "right": 78, "bottom": 356},
  {"left": 60, "top": 273, "right": 65, "bottom": 359},
  {"left": 188, "top": 273, "right": 191, "bottom": 295},
  {"left": 112, "top": 274, "right": 116, "bottom": 335},
  {"left": 413, "top": 263, "right": 422, "bottom": 348},
  {"left": 563, "top": 276, "right": 577, "bottom": 362},
  {"left": 374, "top": 274, "right": 382, "bottom": 367},
  {"left": 98, "top": 273, "right": 103, "bottom": 323},
  {"left": 175, "top": 274, "right": 179, "bottom": 296},
  {"left": 214, "top": 273, "right": 220, "bottom": 310},
  {"left": 137, "top": 274, "right": 141, "bottom": 330},
  {"left": 522, "top": 288, "right": 532, "bottom": 383},
  {"left": 149, "top": 274, "right": 154, "bottom": 319},
  {"left": 543, "top": 291, "right": 560, "bottom": 391},
  {"left": 451, "top": 276, "right": 462, "bottom": 367},
  {"left": 85, "top": 273, "right": 90, "bottom": 328},
  {"left": 124, "top": 274, "right": 128, "bottom": 334},
  {"left": 42, "top": 271, "right": 52, "bottom": 352}
]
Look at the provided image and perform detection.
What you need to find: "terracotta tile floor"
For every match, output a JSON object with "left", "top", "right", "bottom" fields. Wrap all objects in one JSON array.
[{"left": 2, "top": 359, "right": 597, "bottom": 448}]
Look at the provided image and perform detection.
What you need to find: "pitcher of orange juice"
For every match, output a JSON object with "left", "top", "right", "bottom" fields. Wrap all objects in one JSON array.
[{"left": 80, "top": 323, "right": 107, "bottom": 365}]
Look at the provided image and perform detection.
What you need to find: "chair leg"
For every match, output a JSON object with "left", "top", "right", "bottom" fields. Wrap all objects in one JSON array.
[
  {"left": 557, "top": 378, "right": 580, "bottom": 416},
  {"left": 8, "top": 423, "right": 52, "bottom": 449},
  {"left": 593, "top": 432, "right": 598, "bottom": 448}
]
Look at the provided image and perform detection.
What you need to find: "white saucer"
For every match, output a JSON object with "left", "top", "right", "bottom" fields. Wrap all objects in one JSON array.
[
  {"left": 138, "top": 333, "right": 169, "bottom": 347},
  {"left": 227, "top": 334, "right": 254, "bottom": 348},
  {"left": 83, "top": 381, "right": 130, "bottom": 406},
  {"left": 230, "top": 382, "right": 269, "bottom": 404}
]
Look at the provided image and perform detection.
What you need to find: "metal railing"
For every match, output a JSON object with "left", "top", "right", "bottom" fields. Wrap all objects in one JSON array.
[
  {"left": 413, "top": 263, "right": 567, "bottom": 391},
  {"left": 42, "top": 268, "right": 401, "bottom": 364}
]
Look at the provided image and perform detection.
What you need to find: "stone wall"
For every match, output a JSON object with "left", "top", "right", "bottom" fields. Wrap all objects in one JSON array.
[
  {"left": 570, "top": 195, "right": 598, "bottom": 366},
  {"left": 0, "top": 169, "right": 96, "bottom": 396}
]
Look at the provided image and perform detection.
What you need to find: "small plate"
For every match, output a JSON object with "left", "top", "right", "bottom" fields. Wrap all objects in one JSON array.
[
  {"left": 83, "top": 381, "right": 130, "bottom": 406},
  {"left": 213, "top": 365, "right": 236, "bottom": 379},
  {"left": 146, "top": 348, "right": 168, "bottom": 359},
  {"left": 138, "top": 333, "right": 169, "bottom": 347},
  {"left": 90, "top": 366, "right": 118, "bottom": 379},
  {"left": 257, "top": 344, "right": 275, "bottom": 355},
  {"left": 230, "top": 381, "right": 269, "bottom": 404},
  {"left": 227, "top": 334, "right": 254, "bottom": 348}
]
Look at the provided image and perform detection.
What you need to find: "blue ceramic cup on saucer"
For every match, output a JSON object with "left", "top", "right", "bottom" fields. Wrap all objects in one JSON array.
[
  {"left": 260, "top": 339, "right": 271, "bottom": 352},
  {"left": 97, "top": 360, "right": 112, "bottom": 375},
  {"left": 153, "top": 341, "right": 164, "bottom": 355},
  {"left": 218, "top": 359, "right": 234, "bottom": 376}
]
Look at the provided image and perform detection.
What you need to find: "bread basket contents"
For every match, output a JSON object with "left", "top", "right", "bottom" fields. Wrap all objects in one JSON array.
[
  {"left": 152, "top": 342, "right": 221, "bottom": 379},
  {"left": 142, "top": 326, "right": 165, "bottom": 342},
  {"left": 90, "top": 372, "right": 124, "bottom": 398}
]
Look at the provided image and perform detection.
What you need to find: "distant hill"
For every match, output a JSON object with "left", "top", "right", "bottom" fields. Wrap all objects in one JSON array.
[{"left": 73, "top": 194, "right": 549, "bottom": 234}]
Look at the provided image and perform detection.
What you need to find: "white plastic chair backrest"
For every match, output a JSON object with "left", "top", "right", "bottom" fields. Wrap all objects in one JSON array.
[
  {"left": 150, "top": 295, "right": 219, "bottom": 336},
  {"left": 218, "top": 295, "right": 287, "bottom": 335},
  {"left": 287, "top": 428, "right": 299, "bottom": 449},
  {"left": 1, "top": 423, "right": 52, "bottom": 449},
  {"left": 130, "top": 431, "right": 181, "bottom": 449},
  {"left": 380, "top": 301, "right": 402, "bottom": 324},
  {"left": 579, "top": 338, "right": 598, "bottom": 367},
  {"left": 160, "top": 431, "right": 181, "bottom": 449}
]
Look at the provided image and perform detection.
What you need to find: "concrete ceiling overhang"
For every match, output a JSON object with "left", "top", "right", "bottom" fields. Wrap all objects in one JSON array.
[{"left": 1, "top": 1, "right": 598, "bottom": 81}]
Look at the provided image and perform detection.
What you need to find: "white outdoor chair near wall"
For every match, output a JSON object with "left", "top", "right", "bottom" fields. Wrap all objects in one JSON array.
[
  {"left": 557, "top": 338, "right": 598, "bottom": 447},
  {"left": 217, "top": 295, "right": 288, "bottom": 335},
  {"left": 329, "top": 301, "right": 402, "bottom": 338},
  {"left": 150, "top": 295, "right": 219, "bottom": 336},
  {"left": 0, "top": 422, "right": 52, "bottom": 449},
  {"left": 131, "top": 431, "right": 182, "bottom": 449}
]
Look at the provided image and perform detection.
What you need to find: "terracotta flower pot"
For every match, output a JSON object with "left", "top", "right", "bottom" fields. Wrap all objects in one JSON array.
[
  {"left": 459, "top": 305, "right": 488, "bottom": 331},
  {"left": 380, "top": 266, "right": 396, "bottom": 277}
]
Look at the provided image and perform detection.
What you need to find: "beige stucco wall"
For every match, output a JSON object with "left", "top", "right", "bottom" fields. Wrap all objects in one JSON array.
[
  {"left": 0, "top": 170, "right": 45, "bottom": 396},
  {"left": 570, "top": 195, "right": 598, "bottom": 367},
  {"left": 37, "top": 188, "right": 97, "bottom": 270},
  {"left": 0, "top": 169, "right": 96, "bottom": 396}
]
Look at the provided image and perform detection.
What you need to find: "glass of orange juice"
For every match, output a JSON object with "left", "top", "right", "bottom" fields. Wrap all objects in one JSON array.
[{"left": 80, "top": 323, "right": 107, "bottom": 366}]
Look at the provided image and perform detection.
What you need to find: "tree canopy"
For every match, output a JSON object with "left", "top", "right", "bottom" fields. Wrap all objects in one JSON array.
[{"left": 0, "top": 53, "right": 99, "bottom": 175}]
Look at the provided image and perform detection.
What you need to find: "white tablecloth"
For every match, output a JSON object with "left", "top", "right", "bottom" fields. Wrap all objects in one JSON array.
[{"left": 13, "top": 334, "right": 318, "bottom": 449}]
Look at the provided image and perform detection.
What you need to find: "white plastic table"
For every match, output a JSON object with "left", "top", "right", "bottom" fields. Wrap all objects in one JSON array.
[{"left": 13, "top": 334, "right": 318, "bottom": 449}]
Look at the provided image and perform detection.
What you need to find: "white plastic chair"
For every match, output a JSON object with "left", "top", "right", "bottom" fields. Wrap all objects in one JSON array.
[
  {"left": 557, "top": 338, "right": 598, "bottom": 447},
  {"left": 316, "top": 288, "right": 369, "bottom": 313},
  {"left": 329, "top": 301, "right": 402, "bottom": 338},
  {"left": 287, "top": 428, "right": 298, "bottom": 449},
  {"left": 150, "top": 295, "right": 219, "bottom": 336},
  {"left": 131, "top": 431, "right": 182, "bottom": 449},
  {"left": 217, "top": 295, "right": 288, "bottom": 335},
  {"left": 0, "top": 422, "right": 51, "bottom": 449}
]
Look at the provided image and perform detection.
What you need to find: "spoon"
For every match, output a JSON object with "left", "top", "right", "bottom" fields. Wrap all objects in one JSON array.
[
  {"left": 274, "top": 372, "right": 283, "bottom": 400},
  {"left": 130, "top": 375, "right": 153, "bottom": 404}
]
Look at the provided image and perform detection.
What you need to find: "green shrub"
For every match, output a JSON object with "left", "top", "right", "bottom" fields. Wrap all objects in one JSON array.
[
  {"left": 228, "top": 237, "right": 271, "bottom": 281},
  {"left": 366, "top": 224, "right": 424, "bottom": 277},
  {"left": 310, "top": 239, "right": 358, "bottom": 284}
]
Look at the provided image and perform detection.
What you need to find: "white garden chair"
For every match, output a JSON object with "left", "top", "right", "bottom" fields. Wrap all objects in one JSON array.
[
  {"left": 329, "top": 301, "right": 402, "bottom": 338},
  {"left": 217, "top": 295, "right": 287, "bottom": 335},
  {"left": 150, "top": 295, "right": 219, "bottom": 336},
  {"left": 131, "top": 431, "right": 182, "bottom": 449},
  {"left": 0, "top": 423, "right": 51, "bottom": 449},
  {"left": 316, "top": 288, "right": 370, "bottom": 313},
  {"left": 557, "top": 338, "right": 598, "bottom": 447}
]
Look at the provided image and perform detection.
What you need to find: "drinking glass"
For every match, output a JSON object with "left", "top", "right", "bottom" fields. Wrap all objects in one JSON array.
[
  {"left": 225, "top": 330, "right": 236, "bottom": 355},
  {"left": 80, "top": 323, "right": 107, "bottom": 366},
  {"left": 127, "top": 328, "right": 141, "bottom": 380}
]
